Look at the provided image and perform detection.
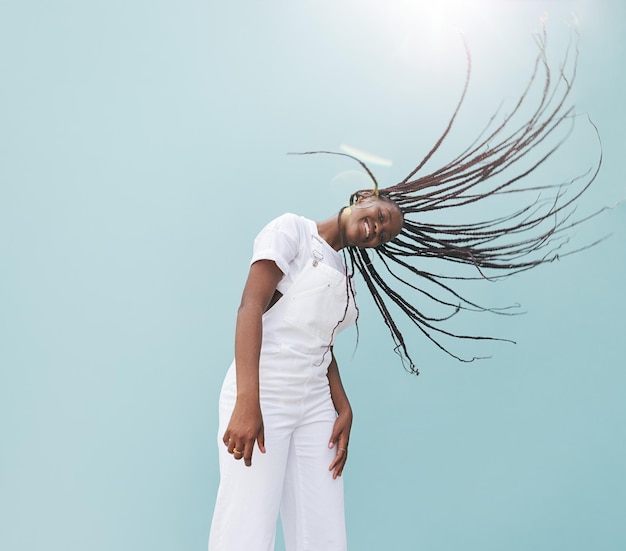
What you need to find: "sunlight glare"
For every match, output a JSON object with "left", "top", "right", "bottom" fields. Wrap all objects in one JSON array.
[{"left": 340, "top": 144, "right": 393, "bottom": 167}]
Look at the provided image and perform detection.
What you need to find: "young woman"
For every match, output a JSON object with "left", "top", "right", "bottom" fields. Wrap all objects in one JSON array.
[
  {"left": 209, "top": 193, "right": 403, "bottom": 551},
  {"left": 209, "top": 30, "right": 603, "bottom": 550}
]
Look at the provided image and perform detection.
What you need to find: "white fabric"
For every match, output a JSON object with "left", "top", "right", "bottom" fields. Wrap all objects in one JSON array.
[
  {"left": 210, "top": 347, "right": 345, "bottom": 551},
  {"left": 209, "top": 217, "right": 357, "bottom": 551},
  {"left": 250, "top": 213, "right": 345, "bottom": 294}
]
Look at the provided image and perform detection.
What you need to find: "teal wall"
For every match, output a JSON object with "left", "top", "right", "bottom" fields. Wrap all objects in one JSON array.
[{"left": 1, "top": 1, "right": 625, "bottom": 549}]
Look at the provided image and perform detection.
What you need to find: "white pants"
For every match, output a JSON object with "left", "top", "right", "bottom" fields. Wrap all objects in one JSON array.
[
  {"left": 208, "top": 356, "right": 347, "bottom": 551},
  {"left": 210, "top": 238, "right": 356, "bottom": 551}
]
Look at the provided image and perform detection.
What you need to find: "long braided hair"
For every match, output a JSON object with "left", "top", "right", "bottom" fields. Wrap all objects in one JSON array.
[{"left": 297, "top": 29, "right": 604, "bottom": 374}]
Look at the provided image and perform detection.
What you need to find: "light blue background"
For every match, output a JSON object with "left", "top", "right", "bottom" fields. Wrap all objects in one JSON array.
[{"left": 1, "top": 1, "right": 625, "bottom": 550}]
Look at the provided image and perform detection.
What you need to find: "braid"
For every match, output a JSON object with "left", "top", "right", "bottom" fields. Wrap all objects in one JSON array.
[{"left": 300, "top": 28, "right": 607, "bottom": 374}]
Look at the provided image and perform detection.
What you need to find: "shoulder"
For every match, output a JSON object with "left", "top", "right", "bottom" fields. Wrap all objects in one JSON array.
[{"left": 251, "top": 213, "right": 313, "bottom": 274}]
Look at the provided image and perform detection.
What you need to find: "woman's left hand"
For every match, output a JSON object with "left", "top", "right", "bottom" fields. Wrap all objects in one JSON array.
[{"left": 328, "top": 407, "right": 353, "bottom": 479}]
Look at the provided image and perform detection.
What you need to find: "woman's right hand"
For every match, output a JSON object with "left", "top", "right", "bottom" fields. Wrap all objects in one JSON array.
[{"left": 222, "top": 398, "right": 266, "bottom": 467}]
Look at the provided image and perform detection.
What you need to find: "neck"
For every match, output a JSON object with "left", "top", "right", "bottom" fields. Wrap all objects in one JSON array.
[{"left": 316, "top": 210, "right": 345, "bottom": 251}]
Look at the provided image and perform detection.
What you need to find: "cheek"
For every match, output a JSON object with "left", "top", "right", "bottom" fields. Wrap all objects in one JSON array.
[
  {"left": 349, "top": 219, "right": 366, "bottom": 244},
  {"left": 393, "top": 218, "right": 404, "bottom": 239}
]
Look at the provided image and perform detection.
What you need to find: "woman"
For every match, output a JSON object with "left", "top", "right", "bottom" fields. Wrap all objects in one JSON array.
[
  {"left": 209, "top": 29, "right": 603, "bottom": 550},
  {"left": 209, "top": 193, "right": 403, "bottom": 551}
]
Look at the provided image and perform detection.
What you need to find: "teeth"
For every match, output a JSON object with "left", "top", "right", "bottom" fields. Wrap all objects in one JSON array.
[{"left": 365, "top": 221, "right": 370, "bottom": 239}]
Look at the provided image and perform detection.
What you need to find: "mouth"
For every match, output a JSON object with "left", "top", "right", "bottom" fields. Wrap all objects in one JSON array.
[{"left": 363, "top": 219, "right": 371, "bottom": 241}]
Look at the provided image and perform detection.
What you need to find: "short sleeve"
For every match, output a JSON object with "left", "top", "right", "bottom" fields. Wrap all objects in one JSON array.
[{"left": 250, "top": 213, "right": 301, "bottom": 276}]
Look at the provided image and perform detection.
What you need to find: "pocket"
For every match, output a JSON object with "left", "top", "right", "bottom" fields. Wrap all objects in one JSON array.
[
  {"left": 285, "top": 281, "right": 332, "bottom": 299},
  {"left": 284, "top": 281, "right": 349, "bottom": 343}
]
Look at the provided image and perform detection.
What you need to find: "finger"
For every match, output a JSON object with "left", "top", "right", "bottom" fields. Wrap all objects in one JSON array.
[
  {"left": 328, "top": 428, "right": 339, "bottom": 449},
  {"left": 336, "top": 445, "right": 348, "bottom": 476},
  {"left": 337, "top": 432, "right": 350, "bottom": 450},
  {"left": 328, "top": 446, "right": 345, "bottom": 469},
  {"left": 329, "top": 446, "right": 347, "bottom": 477},
  {"left": 232, "top": 443, "right": 244, "bottom": 460},
  {"left": 243, "top": 441, "right": 254, "bottom": 467},
  {"left": 226, "top": 436, "right": 238, "bottom": 455},
  {"left": 222, "top": 432, "right": 230, "bottom": 448},
  {"left": 257, "top": 426, "right": 266, "bottom": 454},
  {"left": 332, "top": 451, "right": 347, "bottom": 479},
  {"left": 328, "top": 455, "right": 341, "bottom": 472}
]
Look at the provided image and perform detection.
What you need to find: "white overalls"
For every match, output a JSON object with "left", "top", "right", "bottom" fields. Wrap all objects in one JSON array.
[{"left": 209, "top": 233, "right": 358, "bottom": 551}]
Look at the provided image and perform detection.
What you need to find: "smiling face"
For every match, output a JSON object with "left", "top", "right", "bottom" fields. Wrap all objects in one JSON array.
[{"left": 341, "top": 195, "right": 403, "bottom": 249}]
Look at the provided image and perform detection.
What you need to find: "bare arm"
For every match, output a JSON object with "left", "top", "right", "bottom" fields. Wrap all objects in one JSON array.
[
  {"left": 327, "top": 351, "right": 353, "bottom": 479},
  {"left": 222, "top": 259, "right": 283, "bottom": 467}
]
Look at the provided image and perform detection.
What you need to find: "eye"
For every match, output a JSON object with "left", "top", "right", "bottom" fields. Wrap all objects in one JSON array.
[{"left": 378, "top": 209, "right": 384, "bottom": 222}]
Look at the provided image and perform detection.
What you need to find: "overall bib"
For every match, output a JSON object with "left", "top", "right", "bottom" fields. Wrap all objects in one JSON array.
[{"left": 209, "top": 234, "right": 358, "bottom": 551}]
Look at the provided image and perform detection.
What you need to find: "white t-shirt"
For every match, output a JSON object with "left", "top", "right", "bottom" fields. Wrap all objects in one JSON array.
[{"left": 250, "top": 213, "right": 346, "bottom": 295}]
